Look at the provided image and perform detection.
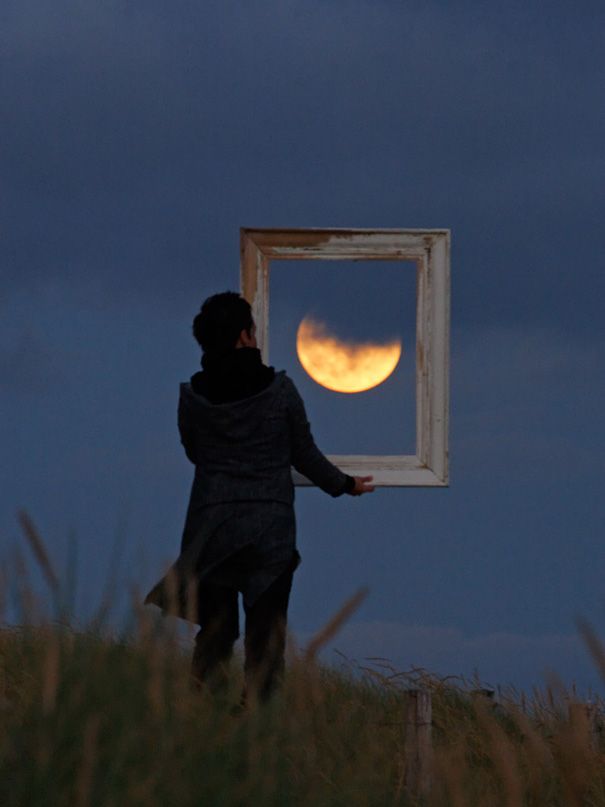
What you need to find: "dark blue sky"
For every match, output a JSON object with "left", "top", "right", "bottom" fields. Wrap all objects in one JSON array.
[{"left": 2, "top": 0, "right": 605, "bottom": 693}]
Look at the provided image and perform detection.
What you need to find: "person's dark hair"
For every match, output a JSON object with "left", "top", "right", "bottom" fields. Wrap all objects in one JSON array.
[{"left": 193, "top": 291, "right": 254, "bottom": 353}]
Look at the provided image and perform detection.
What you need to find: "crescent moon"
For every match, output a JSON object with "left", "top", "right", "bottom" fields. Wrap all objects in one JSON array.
[{"left": 295, "top": 317, "right": 402, "bottom": 393}]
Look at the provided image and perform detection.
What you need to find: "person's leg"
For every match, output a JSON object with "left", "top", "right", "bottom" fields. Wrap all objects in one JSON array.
[
  {"left": 243, "top": 567, "right": 294, "bottom": 703},
  {"left": 192, "top": 582, "right": 239, "bottom": 693}
]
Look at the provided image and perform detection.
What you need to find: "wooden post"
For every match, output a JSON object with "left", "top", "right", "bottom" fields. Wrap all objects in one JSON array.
[{"left": 404, "top": 688, "right": 433, "bottom": 799}]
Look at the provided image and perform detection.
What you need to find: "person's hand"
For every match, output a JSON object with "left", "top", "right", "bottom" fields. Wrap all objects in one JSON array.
[{"left": 351, "top": 475, "right": 375, "bottom": 496}]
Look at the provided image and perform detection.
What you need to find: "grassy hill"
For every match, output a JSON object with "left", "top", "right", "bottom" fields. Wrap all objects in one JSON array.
[
  {"left": 1, "top": 617, "right": 605, "bottom": 806},
  {"left": 3, "top": 513, "right": 604, "bottom": 805}
]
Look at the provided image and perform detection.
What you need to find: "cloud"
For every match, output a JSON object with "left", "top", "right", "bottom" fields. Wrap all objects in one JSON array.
[{"left": 2, "top": 0, "right": 604, "bottom": 328}]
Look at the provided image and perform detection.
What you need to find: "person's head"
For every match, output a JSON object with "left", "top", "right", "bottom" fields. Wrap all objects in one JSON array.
[{"left": 193, "top": 291, "right": 256, "bottom": 353}]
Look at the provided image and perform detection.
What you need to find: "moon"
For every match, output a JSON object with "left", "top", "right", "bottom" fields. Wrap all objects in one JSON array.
[{"left": 295, "top": 317, "right": 402, "bottom": 393}]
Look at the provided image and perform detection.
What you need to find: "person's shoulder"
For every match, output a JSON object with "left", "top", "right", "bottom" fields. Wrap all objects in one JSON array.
[
  {"left": 264, "top": 369, "right": 292, "bottom": 401},
  {"left": 274, "top": 369, "right": 288, "bottom": 384},
  {"left": 249, "top": 370, "right": 297, "bottom": 406},
  {"left": 274, "top": 370, "right": 296, "bottom": 391},
  {"left": 275, "top": 372, "right": 306, "bottom": 406},
  {"left": 181, "top": 371, "right": 208, "bottom": 400},
  {"left": 179, "top": 379, "right": 207, "bottom": 408}
]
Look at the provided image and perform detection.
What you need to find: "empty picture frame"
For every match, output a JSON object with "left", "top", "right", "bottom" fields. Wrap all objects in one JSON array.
[{"left": 240, "top": 228, "right": 450, "bottom": 487}]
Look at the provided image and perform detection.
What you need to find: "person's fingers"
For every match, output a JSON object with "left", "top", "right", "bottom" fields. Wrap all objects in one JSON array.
[{"left": 353, "top": 475, "right": 375, "bottom": 495}]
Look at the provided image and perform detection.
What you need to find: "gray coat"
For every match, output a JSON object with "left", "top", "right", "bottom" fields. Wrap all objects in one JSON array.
[{"left": 145, "top": 370, "right": 348, "bottom": 617}]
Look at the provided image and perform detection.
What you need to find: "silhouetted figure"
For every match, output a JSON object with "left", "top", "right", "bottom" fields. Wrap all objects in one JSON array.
[{"left": 145, "top": 292, "right": 374, "bottom": 703}]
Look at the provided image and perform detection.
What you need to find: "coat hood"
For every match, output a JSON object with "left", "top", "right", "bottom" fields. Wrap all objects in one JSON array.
[
  {"left": 179, "top": 370, "right": 287, "bottom": 443},
  {"left": 192, "top": 347, "right": 275, "bottom": 404}
]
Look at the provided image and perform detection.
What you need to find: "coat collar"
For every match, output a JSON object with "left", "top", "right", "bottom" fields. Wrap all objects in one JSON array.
[{"left": 191, "top": 348, "right": 275, "bottom": 404}]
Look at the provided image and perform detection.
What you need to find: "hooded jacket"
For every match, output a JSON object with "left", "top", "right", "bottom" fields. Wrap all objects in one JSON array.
[
  {"left": 145, "top": 347, "right": 351, "bottom": 616},
  {"left": 178, "top": 356, "right": 350, "bottom": 517}
]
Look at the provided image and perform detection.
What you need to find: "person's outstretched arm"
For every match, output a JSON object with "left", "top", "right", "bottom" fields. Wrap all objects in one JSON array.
[{"left": 285, "top": 377, "right": 374, "bottom": 497}]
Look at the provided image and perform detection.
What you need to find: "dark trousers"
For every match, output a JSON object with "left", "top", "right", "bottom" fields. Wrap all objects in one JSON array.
[{"left": 191, "top": 566, "right": 294, "bottom": 702}]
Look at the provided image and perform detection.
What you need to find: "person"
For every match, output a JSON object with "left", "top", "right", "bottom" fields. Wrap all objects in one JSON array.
[{"left": 144, "top": 291, "right": 374, "bottom": 703}]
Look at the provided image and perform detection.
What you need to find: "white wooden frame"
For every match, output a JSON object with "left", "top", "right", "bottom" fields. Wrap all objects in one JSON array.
[{"left": 240, "top": 228, "right": 450, "bottom": 487}]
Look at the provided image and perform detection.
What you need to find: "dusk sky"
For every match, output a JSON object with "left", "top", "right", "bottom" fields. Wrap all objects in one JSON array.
[{"left": 2, "top": 0, "right": 605, "bottom": 694}]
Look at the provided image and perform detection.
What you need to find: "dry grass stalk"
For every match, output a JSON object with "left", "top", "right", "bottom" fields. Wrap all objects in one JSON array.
[
  {"left": 475, "top": 699, "right": 524, "bottom": 807},
  {"left": 304, "top": 587, "right": 368, "bottom": 662},
  {"left": 13, "top": 548, "right": 38, "bottom": 622},
  {"left": 433, "top": 743, "right": 468, "bottom": 807},
  {"left": 569, "top": 700, "right": 599, "bottom": 750},
  {"left": 130, "top": 585, "right": 155, "bottom": 650},
  {"left": 42, "top": 629, "right": 61, "bottom": 715},
  {"left": 75, "top": 713, "right": 101, "bottom": 807},
  {"left": 512, "top": 707, "right": 555, "bottom": 801},
  {"left": 17, "top": 511, "right": 60, "bottom": 594},
  {"left": 553, "top": 701, "right": 599, "bottom": 806},
  {"left": 577, "top": 617, "right": 605, "bottom": 683},
  {"left": 147, "top": 636, "right": 167, "bottom": 718}
]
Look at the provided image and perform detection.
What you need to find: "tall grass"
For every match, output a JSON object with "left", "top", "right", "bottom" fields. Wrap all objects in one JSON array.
[{"left": 2, "top": 515, "right": 605, "bottom": 806}]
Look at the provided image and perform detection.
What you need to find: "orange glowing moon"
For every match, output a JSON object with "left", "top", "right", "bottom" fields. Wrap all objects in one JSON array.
[{"left": 296, "top": 317, "right": 402, "bottom": 393}]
